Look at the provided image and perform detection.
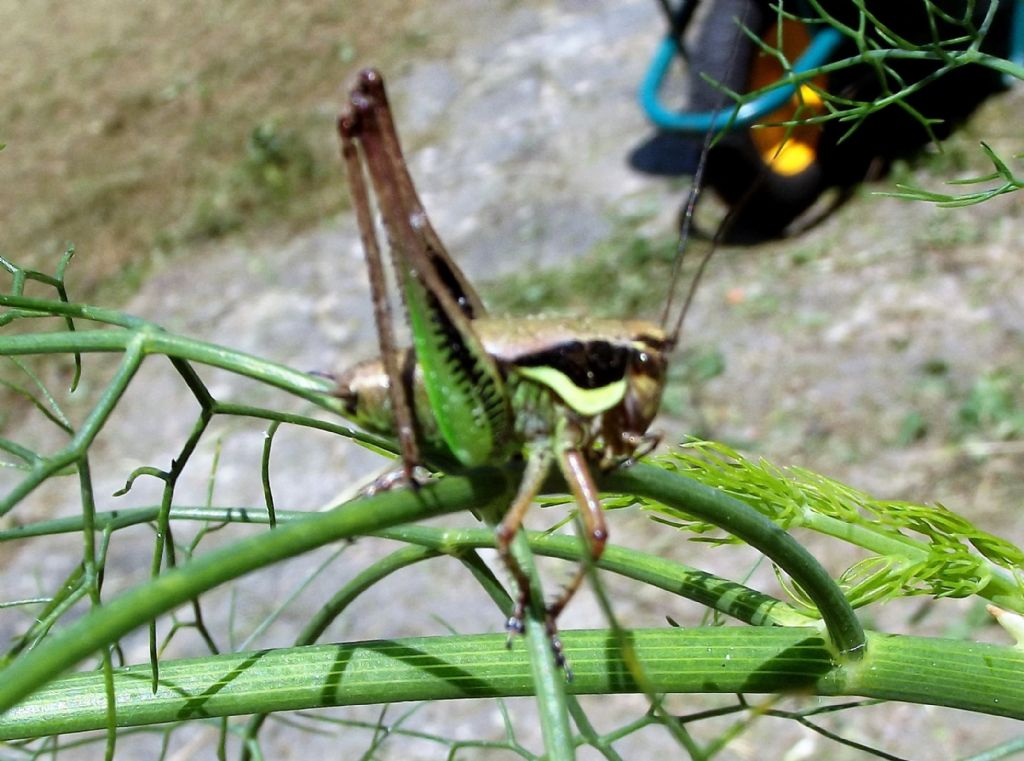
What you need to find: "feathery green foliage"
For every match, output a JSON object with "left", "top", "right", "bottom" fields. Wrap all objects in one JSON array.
[
  {"left": 2, "top": 251, "right": 1024, "bottom": 758},
  {"left": 637, "top": 440, "right": 1024, "bottom": 611}
]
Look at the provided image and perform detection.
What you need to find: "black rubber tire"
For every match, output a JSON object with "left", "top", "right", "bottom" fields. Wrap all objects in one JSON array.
[
  {"left": 688, "top": 0, "right": 1013, "bottom": 239},
  {"left": 688, "top": 0, "right": 834, "bottom": 238}
]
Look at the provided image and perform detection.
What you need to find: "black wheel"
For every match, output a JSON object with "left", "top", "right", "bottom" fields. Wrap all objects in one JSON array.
[
  {"left": 688, "top": 0, "right": 844, "bottom": 238},
  {"left": 688, "top": 0, "right": 1013, "bottom": 238}
]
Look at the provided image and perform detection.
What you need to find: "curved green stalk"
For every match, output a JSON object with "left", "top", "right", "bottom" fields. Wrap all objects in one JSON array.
[
  {"left": 1, "top": 628, "right": 1020, "bottom": 740},
  {"left": 603, "top": 463, "right": 866, "bottom": 658},
  {"left": 0, "top": 506, "right": 811, "bottom": 628}
]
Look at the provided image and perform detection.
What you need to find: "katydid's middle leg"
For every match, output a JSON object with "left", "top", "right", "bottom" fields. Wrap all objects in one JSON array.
[{"left": 495, "top": 446, "right": 579, "bottom": 670}]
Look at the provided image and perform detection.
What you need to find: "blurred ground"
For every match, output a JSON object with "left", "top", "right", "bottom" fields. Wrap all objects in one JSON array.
[{"left": 2, "top": 0, "right": 1023, "bottom": 758}]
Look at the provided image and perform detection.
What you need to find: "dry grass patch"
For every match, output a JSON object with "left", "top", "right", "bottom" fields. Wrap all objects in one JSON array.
[{"left": 0, "top": 0, "right": 446, "bottom": 295}]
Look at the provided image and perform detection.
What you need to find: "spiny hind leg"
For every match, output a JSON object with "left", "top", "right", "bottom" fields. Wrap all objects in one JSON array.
[{"left": 337, "top": 85, "right": 421, "bottom": 484}]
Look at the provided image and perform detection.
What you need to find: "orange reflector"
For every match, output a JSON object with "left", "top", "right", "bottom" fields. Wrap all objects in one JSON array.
[
  {"left": 747, "top": 20, "right": 828, "bottom": 178},
  {"left": 763, "top": 140, "right": 817, "bottom": 176}
]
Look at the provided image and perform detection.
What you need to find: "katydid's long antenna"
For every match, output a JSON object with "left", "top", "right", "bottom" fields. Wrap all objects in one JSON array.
[
  {"left": 671, "top": 174, "right": 753, "bottom": 339},
  {"left": 659, "top": 118, "right": 713, "bottom": 340},
  {"left": 668, "top": 126, "right": 778, "bottom": 345},
  {"left": 660, "top": 5, "right": 755, "bottom": 345},
  {"left": 664, "top": 14, "right": 810, "bottom": 345}
]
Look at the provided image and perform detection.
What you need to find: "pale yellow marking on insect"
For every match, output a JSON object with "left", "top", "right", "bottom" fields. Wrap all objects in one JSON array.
[{"left": 516, "top": 366, "right": 627, "bottom": 416}]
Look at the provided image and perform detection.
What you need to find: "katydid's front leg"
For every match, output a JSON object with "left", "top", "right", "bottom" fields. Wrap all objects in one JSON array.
[
  {"left": 495, "top": 446, "right": 553, "bottom": 636},
  {"left": 495, "top": 443, "right": 608, "bottom": 671}
]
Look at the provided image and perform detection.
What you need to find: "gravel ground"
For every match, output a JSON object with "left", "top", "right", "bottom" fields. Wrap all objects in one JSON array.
[{"left": 3, "top": 0, "right": 1023, "bottom": 758}]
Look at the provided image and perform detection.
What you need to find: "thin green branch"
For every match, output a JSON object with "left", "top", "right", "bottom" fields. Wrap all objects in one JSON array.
[
  {"left": 2, "top": 357, "right": 72, "bottom": 432},
  {"left": 0, "top": 505, "right": 813, "bottom": 628},
  {"left": 507, "top": 529, "right": 574, "bottom": 761},
  {"left": 0, "top": 323, "right": 395, "bottom": 517},
  {"left": 0, "top": 565, "right": 89, "bottom": 667},
  {"left": 260, "top": 421, "right": 280, "bottom": 529},
  {"left": 0, "top": 437, "right": 45, "bottom": 469},
  {"left": 0, "top": 322, "right": 334, "bottom": 409},
  {"left": 0, "top": 250, "right": 83, "bottom": 387},
  {"left": 0, "top": 472, "right": 509, "bottom": 714},
  {"left": 0, "top": 294, "right": 149, "bottom": 331},
  {"left": 0, "top": 339, "right": 145, "bottom": 516},
  {"left": 143, "top": 389, "right": 215, "bottom": 690},
  {"left": 885, "top": 143, "right": 1024, "bottom": 207}
]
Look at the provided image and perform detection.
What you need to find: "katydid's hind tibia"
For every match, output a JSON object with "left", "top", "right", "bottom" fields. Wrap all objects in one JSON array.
[
  {"left": 339, "top": 70, "right": 512, "bottom": 472},
  {"left": 334, "top": 68, "right": 712, "bottom": 672}
]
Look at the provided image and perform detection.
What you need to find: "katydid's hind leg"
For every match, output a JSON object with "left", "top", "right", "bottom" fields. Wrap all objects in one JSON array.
[
  {"left": 353, "top": 69, "right": 485, "bottom": 320},
  {"left": 347, "top": 71, "right": 511, "bottom": 472},
  {"left": 547, "top": 448, "right": 608, "bottom": 621},
  {"left": 337, "top": 104, "right": 421, "bottom": 484}
]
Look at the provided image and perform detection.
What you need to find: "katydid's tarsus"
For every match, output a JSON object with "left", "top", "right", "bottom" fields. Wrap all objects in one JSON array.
[{"left": 335, "top": 69, "right": 707, "bottom": 670}]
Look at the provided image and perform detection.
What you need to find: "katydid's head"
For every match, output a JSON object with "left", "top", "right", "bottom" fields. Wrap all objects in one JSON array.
[{"left": 622, "top": 330, "right": 669, "bottom": 436}]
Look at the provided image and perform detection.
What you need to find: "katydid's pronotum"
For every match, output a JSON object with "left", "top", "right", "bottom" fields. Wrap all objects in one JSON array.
[{"left": 335, "top": 69, "right": 710, "bottom": 669}]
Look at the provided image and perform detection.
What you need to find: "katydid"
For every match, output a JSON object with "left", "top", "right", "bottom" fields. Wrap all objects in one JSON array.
[{"left": 335, "top": 69, "right": 707, "bottom": 668}]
